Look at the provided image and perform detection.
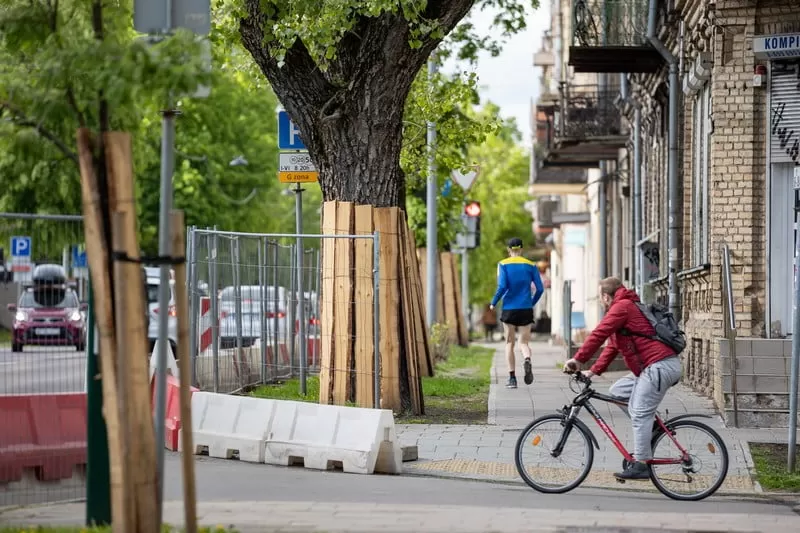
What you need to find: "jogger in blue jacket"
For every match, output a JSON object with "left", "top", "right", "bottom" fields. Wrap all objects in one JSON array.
[{"left": 490, "top": 238, "right": 544, "bottom": 389}]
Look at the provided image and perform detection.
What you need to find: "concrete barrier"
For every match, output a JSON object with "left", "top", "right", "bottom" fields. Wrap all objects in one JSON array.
[
  {"left": 186, "top": 392, "right": 402, "bottom": 475},
  {"left": 152, "top": 374, "right": 199, "bottom": 451},
  {"left": 0, "top": 393, "right": 87, "bottom": 484},
  {"left": 264, "top": 401, "right": 402, "bottom": 475},
  {"left": 194, "top": 342, "right": 289, "bottom": 391},
  {"left": 149, "top": 338, "right": 180, "bottom": 380},
  {"left": 188, "top": 392, "right": 275, "bottom": 463}
]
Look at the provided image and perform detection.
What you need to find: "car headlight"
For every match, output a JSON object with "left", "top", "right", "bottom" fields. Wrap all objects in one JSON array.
[
  {"left": 14, "top": 311, "right": 26, "bottom": 322},
  {"left": 69, "top": 310, "right": 82, "bottom": 322}
]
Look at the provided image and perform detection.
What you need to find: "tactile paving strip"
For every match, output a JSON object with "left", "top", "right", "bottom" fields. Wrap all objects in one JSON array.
[{"left": 405, "top": 458, "right": 756, "bottom": 493}]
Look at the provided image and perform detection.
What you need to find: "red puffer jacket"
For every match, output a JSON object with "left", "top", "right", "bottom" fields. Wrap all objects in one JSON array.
[{"left": 574, "top": 288, "right": 676, "bottom": 376}]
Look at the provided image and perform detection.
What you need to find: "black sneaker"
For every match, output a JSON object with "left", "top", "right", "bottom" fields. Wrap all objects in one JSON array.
[
  {"left": 614, "top": 461, "right": 650, "bottom": 481},
  {"left": 523, "top": 358, "right": 533, "bottom": 385},
  {"left": 506, "top": 376, "right": 518, "bottom": 389}
]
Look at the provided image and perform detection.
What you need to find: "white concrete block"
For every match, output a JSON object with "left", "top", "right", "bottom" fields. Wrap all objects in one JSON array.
[
  {"left": 149, "top": 339, "right": 180, "bottom": 381},
  {"left": 191, "top": 392, "right": 275, "bottom": 463},
  {"left": 264, "top": 401, "right": 402, "bottom": 475}
]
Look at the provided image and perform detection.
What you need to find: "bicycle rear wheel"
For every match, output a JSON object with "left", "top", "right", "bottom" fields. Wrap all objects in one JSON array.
[
  {"left": 648, "top": 419, "right": 729, "bottom": 501},
  {"left": 514, "top": 414, "right": 594, "bottom": 494}
]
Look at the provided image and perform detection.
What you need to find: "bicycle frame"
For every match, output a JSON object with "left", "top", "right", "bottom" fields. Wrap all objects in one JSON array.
[{"left": 555, "top": 378, "right": 690, "bottom": 466}]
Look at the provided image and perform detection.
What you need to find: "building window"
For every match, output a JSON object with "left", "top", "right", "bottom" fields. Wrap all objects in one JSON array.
[{"left": 691, "top": 83, "right": 711, "bottom": 265}]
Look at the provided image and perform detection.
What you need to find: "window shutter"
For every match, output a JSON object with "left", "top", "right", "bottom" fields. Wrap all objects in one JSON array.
[{"left": 770, "top": 61, "right": 800, "bottom": 165}]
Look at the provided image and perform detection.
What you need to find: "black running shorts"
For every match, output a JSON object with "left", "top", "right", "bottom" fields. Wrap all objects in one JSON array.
[{"left": 500, "top": 308, "right": 534, "bottom": 327}]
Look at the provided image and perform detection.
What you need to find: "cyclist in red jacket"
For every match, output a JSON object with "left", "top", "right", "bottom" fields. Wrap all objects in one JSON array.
[{"left": 564, "top": 277, "right": 682, "bottom": 481}]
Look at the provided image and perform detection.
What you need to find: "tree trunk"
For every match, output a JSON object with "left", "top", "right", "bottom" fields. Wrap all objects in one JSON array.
[{"left": 238, "top": 3, "right": 474, "bottom": 412}]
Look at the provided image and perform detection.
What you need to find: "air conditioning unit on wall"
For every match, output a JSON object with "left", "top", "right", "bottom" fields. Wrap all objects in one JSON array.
[{"left": 683, "top": 52, "right": 713, "bottom": 96}]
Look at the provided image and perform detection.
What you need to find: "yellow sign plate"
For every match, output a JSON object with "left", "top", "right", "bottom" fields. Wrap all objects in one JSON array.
[{"left": 278, "top": 171, "right": 319, "bottom": 183}]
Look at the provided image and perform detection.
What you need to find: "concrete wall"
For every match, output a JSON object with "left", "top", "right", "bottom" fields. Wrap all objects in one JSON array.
[{"left": 719, "top": 338, "right": 800, "bottom": 427}]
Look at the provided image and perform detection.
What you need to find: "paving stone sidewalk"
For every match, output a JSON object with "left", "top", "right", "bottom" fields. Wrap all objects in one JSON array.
[{"left": 398, "top": 341, "right": 798, "bottom": 493}]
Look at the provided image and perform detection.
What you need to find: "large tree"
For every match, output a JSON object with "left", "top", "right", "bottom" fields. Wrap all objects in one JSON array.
[{"left": 231, "top": 0, "right": 537, "bottom": 209}]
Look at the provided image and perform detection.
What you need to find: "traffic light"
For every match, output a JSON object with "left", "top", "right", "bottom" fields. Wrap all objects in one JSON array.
[
  {"left": 463, "top": 200, "right": 481, "bottom": 248},
  {"left": 464, "top": 200, "right": 481, "bottom": 217}
]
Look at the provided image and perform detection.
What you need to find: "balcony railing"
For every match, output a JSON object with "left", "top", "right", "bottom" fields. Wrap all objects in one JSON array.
[
  {"left": 569, "top": 0, "right": 662, "bottom": 73},
  {"left": 573, "top": 0, "right": 649, "bottom": 47},
  {"left": 558, "top": 84, "right": 623, "bottom": 140}
]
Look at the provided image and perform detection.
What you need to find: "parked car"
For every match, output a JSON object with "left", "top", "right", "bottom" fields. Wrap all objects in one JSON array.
[
  {"left": 218, "top": 285, "right": 289, "bottom": 348},
  {"left": 144, "top": 266, "right": 177, "bottom": 354},
  {"left": 8, "top": 264, "right": 87, "bottom": 352}
]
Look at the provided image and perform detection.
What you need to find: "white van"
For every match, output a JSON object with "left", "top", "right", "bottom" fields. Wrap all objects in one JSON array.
[{"left": 218, "top": 285, "right": 289, "bottom": 348}]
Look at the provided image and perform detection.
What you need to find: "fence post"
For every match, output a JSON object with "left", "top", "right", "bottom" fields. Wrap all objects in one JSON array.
[
  {"left": 259, "top": 237, "right": 268, "bottom": 384},
  {"left": 232, "top": 237, "right": 244, "bottom": 389},
  {"left": 315, "top": 248, "right": 321, "bottom": 368},
  {"left": 209, "top": 228, "right": 220, "bottom": 393},
  {"left": 271, "top": 243, "right": 280, "bottom": 375},
  {"left": 85, "top": 277, "right": 111, "bottom": 526},
  {"left": 297, "top": 240, "right": 307, "bottom": 396},
  {"left": 372, "top": 231, "right": 381, "bottom": 409},
  {"left": 288, "top": 244, "right": 297, "bottom": 378},
  {"left": 188, "top": 226, "right": 200, "bottom": 386}
]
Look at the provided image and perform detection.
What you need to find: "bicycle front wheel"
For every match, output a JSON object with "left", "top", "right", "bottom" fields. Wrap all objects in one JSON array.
[
  {"left": 649, "top": 419, "right": 729, "bottom": 501},
  {"left": 514, "top": 414, "right": 594, "bottom": 494}
]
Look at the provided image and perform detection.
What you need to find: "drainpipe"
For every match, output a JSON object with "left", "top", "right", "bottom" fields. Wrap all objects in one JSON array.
[
  {"left": 611, "top": 161, "right": 620, "bottom": 276},
  {"left": 633, "top": 105, "right": 643, "bottom": 295},
  {"left": 599, "top": 161, "right": 608, "bottom": 281},
  {"left": 620, "top": 74, "right": 629, "bottom": 100},
  {"left": 647, "top": 0, "right": 681, "bottom": 319}
]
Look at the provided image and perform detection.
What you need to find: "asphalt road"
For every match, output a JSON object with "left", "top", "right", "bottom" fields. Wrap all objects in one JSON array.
[
  {"left": 163, "top": 453, "right": 797, "bottom": 517},
  {"left": 3, "top": 451, "right": 800, "bottom": 530},
  {"left": 0, "top": 344, "right": 85, "bottom": 394}
]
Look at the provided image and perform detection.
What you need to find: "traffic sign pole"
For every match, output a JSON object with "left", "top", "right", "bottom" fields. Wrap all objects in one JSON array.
[
  {"left": 294, "top": 182, "right": 307, "bottom": 396},
  {"left": 276, "top": 108, "right": 314, "bottom": 396},
  {"left": 426, "top": 58, "right": 438, "bottom": 329}
]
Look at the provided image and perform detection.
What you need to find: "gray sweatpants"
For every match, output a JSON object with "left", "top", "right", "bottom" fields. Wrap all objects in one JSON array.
[{"left": 607, "top": 356, "right": 682, "bottom": 461}]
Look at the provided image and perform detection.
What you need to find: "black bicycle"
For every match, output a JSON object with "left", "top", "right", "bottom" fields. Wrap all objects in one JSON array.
[{"left": 514, "top": 371, "right": 729, "bottom": 501}]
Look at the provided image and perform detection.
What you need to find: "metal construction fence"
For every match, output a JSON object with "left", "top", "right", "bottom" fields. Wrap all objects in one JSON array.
[
  {"left": 186, "top": 227, "right": 380, "bottom": 396},
  {"left": 0, "top": 212, "right": 89, "bottom": 507}
]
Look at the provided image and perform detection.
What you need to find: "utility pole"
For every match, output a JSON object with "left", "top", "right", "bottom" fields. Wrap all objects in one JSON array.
[{"left": 425, "top": 56, "right": 438, "bottom": 328}]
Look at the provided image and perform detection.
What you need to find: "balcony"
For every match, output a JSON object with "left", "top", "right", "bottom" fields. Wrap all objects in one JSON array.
[
  {"left": 569, "top": 0, "right": 663, "bottom": 73},
  {"left": 541, "top": 84, "right": 627, "bottom": 167},
  {"left": 530, "top": 158, "right": 588, "bottom": 197}
]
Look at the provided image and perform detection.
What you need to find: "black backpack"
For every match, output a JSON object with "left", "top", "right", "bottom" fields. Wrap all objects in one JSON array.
[{"left": 620, "top": 302, "right": 686, "bottom": 355}]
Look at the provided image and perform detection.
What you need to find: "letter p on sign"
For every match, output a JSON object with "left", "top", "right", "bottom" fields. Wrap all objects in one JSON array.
[{"left": 11, "top": 236, "right": 31, "bottom": 257}]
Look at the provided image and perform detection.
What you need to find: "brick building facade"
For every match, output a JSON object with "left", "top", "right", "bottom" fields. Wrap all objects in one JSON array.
[{"left": 532, "top": 0, "right": 800, "bottom": 425}]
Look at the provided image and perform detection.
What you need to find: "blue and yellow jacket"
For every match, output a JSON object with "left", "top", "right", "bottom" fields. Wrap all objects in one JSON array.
[{"left": 490, "top": 257, "right": 544, "bottom": 310}]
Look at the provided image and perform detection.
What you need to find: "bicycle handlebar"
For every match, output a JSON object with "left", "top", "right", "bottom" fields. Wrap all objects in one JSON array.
[{"left": 563, "top": 367, "right": 592, "bottom": 387}]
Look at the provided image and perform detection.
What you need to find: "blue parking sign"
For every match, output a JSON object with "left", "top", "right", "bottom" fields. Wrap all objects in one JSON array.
[
  {"left": 278, "top": 110, "right": 307, "bottom": 150},
  {"left": 11, "top": 236, "right": 31, "bottom": 258},
  {"left": 72, "top": 245, "right": 87, "bottom": 268}
]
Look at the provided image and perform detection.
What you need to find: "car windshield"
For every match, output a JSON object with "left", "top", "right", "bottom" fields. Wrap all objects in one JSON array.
[{"left": 19, "top": 289, "right": 79, "bottom": 309}]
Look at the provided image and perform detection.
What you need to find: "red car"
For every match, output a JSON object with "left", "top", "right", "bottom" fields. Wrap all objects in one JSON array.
[{"left": 8, "top": 286, "right": 87, "bottom": 353}]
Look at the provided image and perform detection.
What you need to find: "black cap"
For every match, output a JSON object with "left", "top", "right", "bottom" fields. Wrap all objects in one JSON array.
[{"left": 507, "top": 238, "right": 523, "bottom": 250}]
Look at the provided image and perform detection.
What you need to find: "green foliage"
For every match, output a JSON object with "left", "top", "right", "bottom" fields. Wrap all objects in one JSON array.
[
  {"left": 0, "top": 0, "right": 315, "bottom": 252},
  {"left": 750, "top": 443, "right": 800, "bottom": 492},
  {"left": 428, "top": 321, "right": 453, "bottom": 363},
  {"left": 399, "top": 344, "right": 494, "bottom": 424},
  {"left": 403, "top": 67, "right": 502, "bottom": 248},
  {"left": 221, "top": 0, "right": 538, "bottom": 68},
  {"left": 464, "top": 112, "right": 533, "bottom": 305}
]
